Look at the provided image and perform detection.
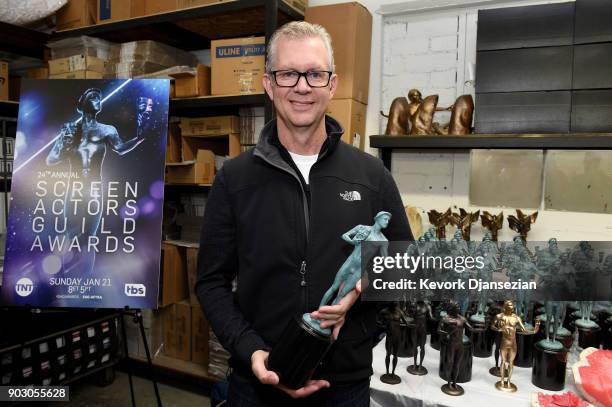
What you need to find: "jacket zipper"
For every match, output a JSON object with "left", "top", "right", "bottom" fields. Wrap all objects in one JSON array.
[
  {"left": 253, "top": 150, "right": 311, "bottom": 311},
  {"left": 253, "top": 145, "right": 332, "bottom": 313},
  {"left": 299, "top": 260, "right": 307, "bottom": 286}
]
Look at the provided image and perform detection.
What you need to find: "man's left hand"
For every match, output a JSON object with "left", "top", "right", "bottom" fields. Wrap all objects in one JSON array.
[{"left": 310, "top": 280, "right": 362, "bottom": 340}]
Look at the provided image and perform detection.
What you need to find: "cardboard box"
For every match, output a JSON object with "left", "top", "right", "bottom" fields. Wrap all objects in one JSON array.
[
  {"left": 0, "top": 62, "right": 8, "bottom": 101},
  {"left": 166, "top": 121, "right": 182, "bottom": 163},
  {"left": 181, "top": 133, "right": 240, "bottom": 161},
  {"left": 162, "top": 301, "right": 191, "bottom": 361},
  {"left": 211, "top": 36, "right": 265, "bottom": 95},
  {"left": 191, "top": 306, "right": 209, "bottom": 365},
  {"left": 9, "top": 76, "right": 20, "bottom": 102},
  {"left": 173, "top": 64, "right": 211, "bottom": 98},
  {"left": 159, "top": 243, "right": 188, "bottom": 306},
  {"left": 282, "top": 0, "right": 308, "bottom": 14},
  {"left": 98, "top": 0, "right": 145, "bottom": 24},
  {"left": 145, "top": 0, "right": 219, "bottom": 15},
  {"left": 56, "top": 0, "right": 97, "bottom": 31},
  {"left": 186, "top": 247, "right": 199, "bottom": 306},
  {"left": 180, "top": 116, "right": 240, "bottom": 136},
  {"left": 306, "top": 2, "right": 372, "bottom": 104},
  {"left": 326, "top": 98, "right": 367, "bottom": 150},
  {"left": 166, "top": 149, "right": 215, "bottom": 184},
  {"left": 49, "top": 70, "right": 104, "bottom": 79},
  {"left": 176, "top": 215, "right": 204, "bottom": 242},
  {"left": 49, "top": 55, "right": 106, "bottom": 75},
  {"left": 25, "top": 67, "right": 49, "bottom": 79}
]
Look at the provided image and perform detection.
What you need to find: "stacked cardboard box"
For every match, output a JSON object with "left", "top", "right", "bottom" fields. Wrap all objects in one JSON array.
[
  {"left": 191, "top": 306, "right": 209, "bottom": 366},
  {"left": 186, "top": 247, "right": 199, "bottom": 306},
  {"left": 166, "top": 115, "right": 240, "bottom": 184},
  {"left": 171, "top": 64, "right": 211, "bottom": 98},
  {"left": 162, "top": 301, "right": 192, "bottom": 361},
  {"left": 145, "top": 0, "right": 307, "bottom": 16},
  {"left": 0, "top": 62, "right": 8, "bottom": 101},
  {"left": 211, "top": 37, "right": 265, "bottom": 95},
  {"left": 49, "top": 54, "right": 106, "bottom": 79},
  {"left": 124, "top": 309, "right": 162, "bottom": 359},
  {"left": 48, "top": 36, "right": 116, "bottom": 60},
  {"left": 208, "top": 330, "right": 230, "bottom": 380},
  {"left": 55, "top": 0, "right": 97, "bottom": 31},
  {"left": 106, "top": 40, "right": 197, "bottom": 79},
  {"left": 159, "top": 243, "right": 188, "bottom": 307},
  {"left": 176, "top": 213, "right": 204, "bottom": 242},
  {"left": 47, "top": 36, "right": 116, "bottom": 80},
  {"left": 239, "top": 107, "right": 265, "bottom": 146},
  {"left": 306, "top": 2, "right": 372, "bottom": 150},
  {"left": 97, "top": 0, "right": 146, "bottom": 24}
]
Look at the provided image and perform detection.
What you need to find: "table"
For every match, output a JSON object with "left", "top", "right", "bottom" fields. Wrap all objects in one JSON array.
[{"left": 370, "top": 338, "right": 578, "bottom": 407}]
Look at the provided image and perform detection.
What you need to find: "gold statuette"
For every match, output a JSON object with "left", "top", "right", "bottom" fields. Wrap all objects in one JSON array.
[{"left": 491, "top": 300, "right": 540, "bottom": 392}]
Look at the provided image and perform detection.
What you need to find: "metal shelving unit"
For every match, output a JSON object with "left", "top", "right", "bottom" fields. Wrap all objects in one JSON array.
[{"left": 0, "top": 0, "right": 304, "bottom": 385}]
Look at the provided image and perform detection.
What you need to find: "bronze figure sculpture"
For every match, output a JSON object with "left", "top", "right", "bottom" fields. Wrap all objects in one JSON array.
[
  {"left": 432, "top": 95, "right": 474, "bottom": 136},
  {"left": 439, "top": 301, "right": 473, "bottom": 396},
  {"left": 428, "top": 208, "right": 453, "bottom": 239},
  {"left": 410, "top": 94, "right": 439, "bottom": 135},
  {"left": 481, "top": 211, "right": 504, "bottom": 241},
  {"left": 380, "top": 303, "right": 411, "bottom": 384},
  {"left": 507, "top": 209, "right": 538, "bottom": 243},
  {"left": 450, "top": 208, "right": 480, "bottom": 241},
  {"left": 407, "top": 300, "right": 433, "bottom": 376},
  {"left": 491, "top": 300, "right": 540, "bottom": 392}
]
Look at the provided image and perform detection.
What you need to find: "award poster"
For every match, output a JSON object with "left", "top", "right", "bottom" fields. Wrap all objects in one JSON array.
[{"left": 0, "top": 79, "right": 170, "bottom": 309}]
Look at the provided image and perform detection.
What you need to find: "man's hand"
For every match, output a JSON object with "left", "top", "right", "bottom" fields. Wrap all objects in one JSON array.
[
  {"left": 251, "top": 350, "right": 329, "bottom": 398},
  {"left": 310, "top": 280, "right": 362, "bottom": 340}
]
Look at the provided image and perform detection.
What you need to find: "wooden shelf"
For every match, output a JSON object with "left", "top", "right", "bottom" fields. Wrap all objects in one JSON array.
[
  {"left": 162, "top": 239, "right": 200, "bottom": 248},
  {"left": 370, "top": 133, "right": 612, "bottom": 150},
  {"left": 370, "top": 133, "right": 612, "bottom": 169},
  {"left": 52, "top": 0, "right": 302, "bottom": 50},
  {"left": 130, "top": 354, "right": 214, "bottom": 382}
]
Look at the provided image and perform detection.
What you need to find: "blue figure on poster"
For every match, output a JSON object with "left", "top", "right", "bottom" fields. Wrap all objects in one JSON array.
[{"left": 44, "top": 89, "right": 153, "bottom": 275}]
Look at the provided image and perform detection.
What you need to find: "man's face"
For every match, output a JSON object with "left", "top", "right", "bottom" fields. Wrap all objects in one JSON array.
[{"left": 263, "top": 37, "right": 337, "bottom": 131}]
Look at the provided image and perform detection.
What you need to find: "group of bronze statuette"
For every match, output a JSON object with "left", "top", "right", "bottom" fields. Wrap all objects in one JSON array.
[
  {"left": 378, "top": 208, "right": 612, "bottom": 396},
  {"left": 381, "top": 89, "right": 474, "bottom": 136}
]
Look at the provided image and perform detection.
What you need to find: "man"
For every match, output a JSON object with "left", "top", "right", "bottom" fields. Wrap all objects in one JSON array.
[{"left": 196, "top": 21, "right": 412, "bottom": 406}]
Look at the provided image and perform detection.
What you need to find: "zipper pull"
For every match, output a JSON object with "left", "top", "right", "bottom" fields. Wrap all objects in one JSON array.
[{"left": 299, "top": 261, "right": 307, "bottom": 287}]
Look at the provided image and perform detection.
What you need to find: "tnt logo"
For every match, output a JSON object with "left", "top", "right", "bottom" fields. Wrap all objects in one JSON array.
[
  {"left": 124, "top": 284, "right": 146, "bottom": 297},
  {"left": 15, "top": 278, "right": 34, "bottom": 297}
]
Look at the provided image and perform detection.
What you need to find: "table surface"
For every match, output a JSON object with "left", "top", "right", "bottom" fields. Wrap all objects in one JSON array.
[{"left": 370, "top": 338, "right": 578, "bottom": 407}]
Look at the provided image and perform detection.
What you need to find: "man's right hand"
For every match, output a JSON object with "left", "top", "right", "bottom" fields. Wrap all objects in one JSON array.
[{"left": 251, "top": 350, "right": 330, "bottom": 399}]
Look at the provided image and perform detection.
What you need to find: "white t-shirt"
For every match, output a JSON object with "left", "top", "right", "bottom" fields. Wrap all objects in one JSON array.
[{"left": 288, "top": 151, "right": 318, "bottom": 184}]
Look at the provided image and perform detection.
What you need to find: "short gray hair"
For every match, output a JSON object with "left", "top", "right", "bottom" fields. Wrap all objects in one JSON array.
[{"left": 265, "top": 21, "right": 335, "bottom": 73}]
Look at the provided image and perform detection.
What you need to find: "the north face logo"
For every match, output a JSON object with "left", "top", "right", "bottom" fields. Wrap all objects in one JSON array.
[{"left": 340, "top": 191, "right": 361, "bottom": 201}]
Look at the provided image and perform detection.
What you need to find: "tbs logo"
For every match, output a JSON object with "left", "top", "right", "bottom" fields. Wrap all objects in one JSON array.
[
  {"left": 15, "top": 278, "right": 34, "bottom": 297},
  {"left": 125, "top": 284, "right": 146, "bottom": 297}
]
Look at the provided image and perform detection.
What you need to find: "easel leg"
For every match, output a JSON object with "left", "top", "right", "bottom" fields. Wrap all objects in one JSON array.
[
  {"left": 135, "top": 309, "right": 163, "bottom": 407},
  {"left": 120, "top": 311, "right": 137, "bottom": 407}
]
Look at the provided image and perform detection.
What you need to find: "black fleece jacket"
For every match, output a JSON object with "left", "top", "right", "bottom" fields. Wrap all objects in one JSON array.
[{"left": 196, "top": 116, "right": 413, "bottom": 383}]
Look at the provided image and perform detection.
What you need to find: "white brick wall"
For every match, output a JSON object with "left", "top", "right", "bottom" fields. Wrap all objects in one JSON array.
[{"left": 381, "top": 13, "right": 460, "bottom": 132}]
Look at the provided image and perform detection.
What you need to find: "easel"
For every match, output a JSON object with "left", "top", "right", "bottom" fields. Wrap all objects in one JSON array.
[{"left": 119, "top": 307, "right": 163, "bottom": 407}]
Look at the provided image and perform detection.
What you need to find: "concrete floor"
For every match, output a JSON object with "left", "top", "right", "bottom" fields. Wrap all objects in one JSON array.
[{"left": 43, "top": 370, "right": 212, "bottom": 407}]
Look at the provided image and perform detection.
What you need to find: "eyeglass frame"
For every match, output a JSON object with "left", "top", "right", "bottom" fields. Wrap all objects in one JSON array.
[{"left": 269, "top": 70, "right": 334, "bottom": 88}]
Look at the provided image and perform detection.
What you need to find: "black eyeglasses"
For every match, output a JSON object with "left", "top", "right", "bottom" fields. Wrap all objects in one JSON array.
[{"left": 271, "top": 70, "right": 333, "bottom": 88}]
